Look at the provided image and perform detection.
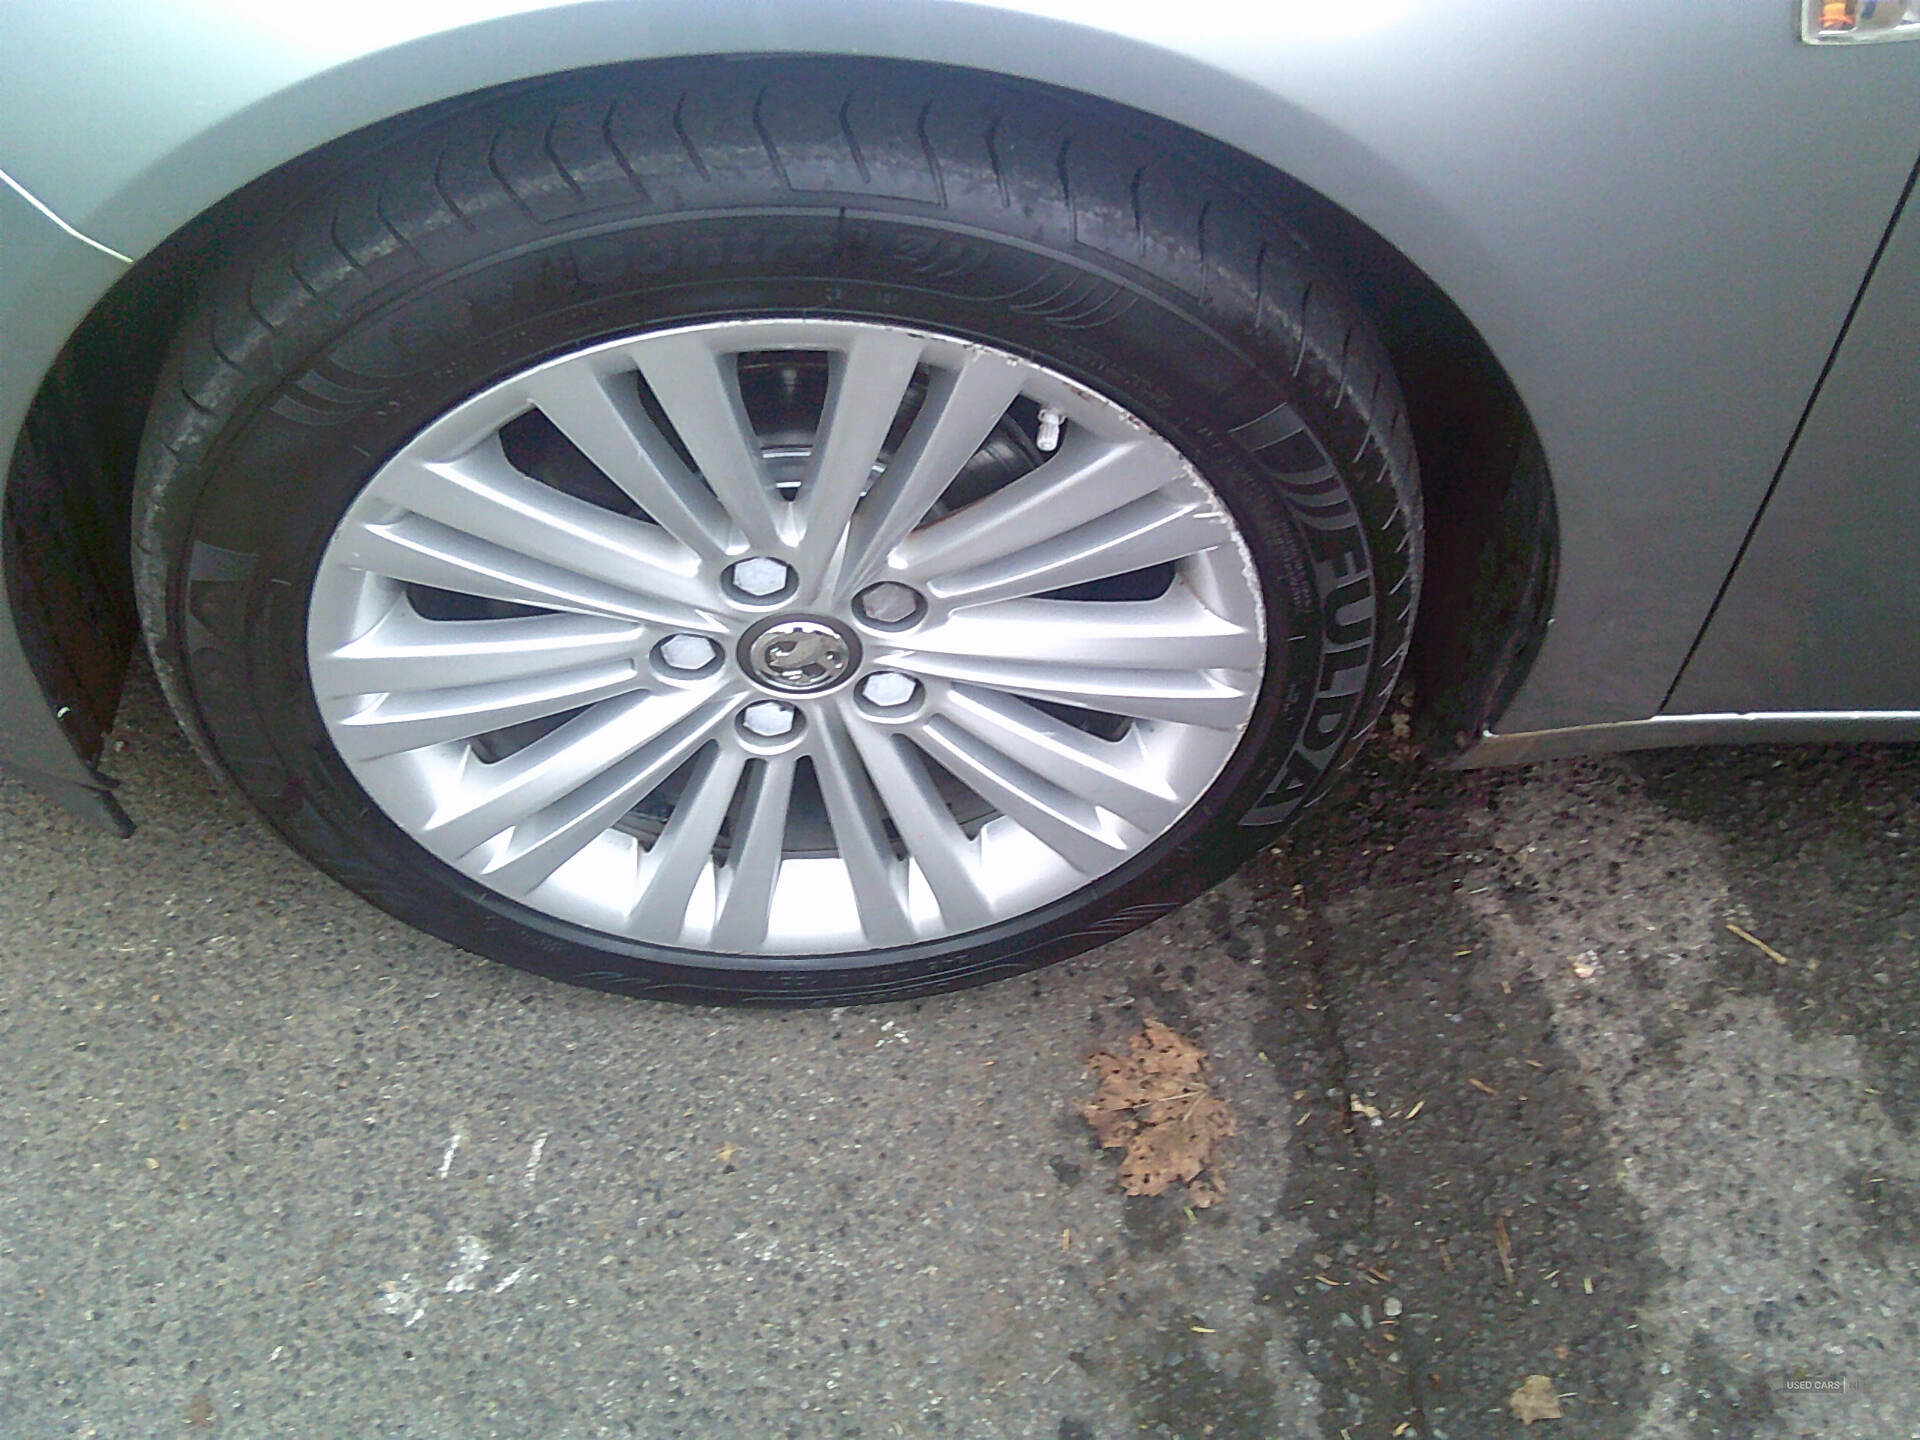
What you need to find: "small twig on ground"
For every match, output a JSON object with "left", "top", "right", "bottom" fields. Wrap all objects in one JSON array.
[{"left": 1726, "top": 921, "right": 1794, "bottom": 967}]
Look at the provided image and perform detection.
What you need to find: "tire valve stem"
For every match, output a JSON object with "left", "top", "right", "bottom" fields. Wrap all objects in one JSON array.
[{"left": 1035, "top": 406, "right": 1066, "bottom": 453}]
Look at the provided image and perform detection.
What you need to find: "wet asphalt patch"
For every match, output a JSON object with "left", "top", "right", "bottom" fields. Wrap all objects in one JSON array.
[
  {"left": 1629, "top": 746, "right": 1920, "bottom": 1134},
  {"left": 1224, "top": 739, "right": 1920, "bottom": 1440},
  {"left": 1252, "top": 756, "right": 1663, "bottom": 1440}
]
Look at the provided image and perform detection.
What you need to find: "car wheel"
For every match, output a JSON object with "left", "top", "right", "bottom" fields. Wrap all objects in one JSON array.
[{"left": 133, "top": 60, "right": 1419, "bottom": 1003}]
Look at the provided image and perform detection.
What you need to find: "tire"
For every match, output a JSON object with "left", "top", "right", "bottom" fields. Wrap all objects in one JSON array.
[{"left": 133, "top": 59, "right": 1420, "bottom": 1005}]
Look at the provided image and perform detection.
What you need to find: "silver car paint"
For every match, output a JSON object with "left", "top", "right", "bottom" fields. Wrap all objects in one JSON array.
[
  {"left": 2, "top": 0, "right": 1918, "bottom": 804},
  {"left": 0, "top": 176, "right": 131, "bottom": 805},
  {"left": 1478, "top": 176, "right": 1920, "bottom": 761},
  {"left": 1668, "top": 187, "right": 1920, "bottom": 716}
]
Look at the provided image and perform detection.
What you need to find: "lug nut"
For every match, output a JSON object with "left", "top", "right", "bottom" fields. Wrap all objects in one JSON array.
[
  {"left": 739, "top": 701, "right": 798, "bottom": 738},
  {"left": 860, "top": 671, "right": 920, "bottom": 709},
  {"left": 658, "top": 634, "right": 718, "bottom": 672},
  {"left": 728, "top": 557, "right": 792, "bottom": 598},
  {"left": 854, "top": 582, "right": 922, "bottom": 625}
]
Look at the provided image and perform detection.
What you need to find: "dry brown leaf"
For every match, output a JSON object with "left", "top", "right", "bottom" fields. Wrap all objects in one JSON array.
[
  {"left": 1077, "top": 1020, "right": 1234, "bottom": 1206},
  {"left": 1185, "top": 1174, "right": 1226, "bottom": 1209},
  {"left": 1510, "top": 1374, "right": 1563, "bottom": 1424},
  {"left": 1379, "top": 686, "right": 1422, "bottom": 763}
]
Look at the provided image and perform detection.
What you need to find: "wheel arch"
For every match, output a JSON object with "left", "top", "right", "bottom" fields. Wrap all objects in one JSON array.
[{"left": 4, "top": 42, "right": 1554, "bottom": 797}]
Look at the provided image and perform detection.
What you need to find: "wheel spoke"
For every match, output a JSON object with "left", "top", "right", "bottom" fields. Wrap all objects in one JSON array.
[
  {"left": 312, "top": 603, "right": 652, "bottom": 698},
  {"left": 845, "top": 714, "right": 992, "bottom": 931},
  {"left": 902, "top": 593, "right": 1263, "bottom": 673},
  {"left": 890, "top": 431, "right": 1174, "bottom": 584},
  {"left": 370, "top": 443, "right": 713, "bottom": 612},
  {"left": 521, "top": 367, "right": 733, "bottom": 561},
  {"left": 927, "top": 492, "right": 1233, "bottom": 607},
  {"left": 337, "top": 514, "right": 705, "bottom": 627},
  {"left": 910, "top": 715, "right": 1131, "bottom": 874},
  {"left": 811, "top": 710, "right": 915, "bottom": 947},
  {"left": 423, "top": 687, "right": 731, "bottom": 863},
  {"left": 632, "top": 745, "right": 748, "bottom": 935},
  {"left": 927, "top": 684, "right": 1183, "bottom": 832},
  {"left": 792, "top": 330, "right": 926, "bottom": 584},
  {"left": 326, "top": 661, "right": 650, "bottom": 761},
  {"left": 458, "top": 700, "right": 739, "bottom": 897},
  {"left": 890, "top": 654, "right": 1256, "bottom": 728},
  {"left": 710, "top": 756, "right": 797, "bottom": 952},
  {"left": 629, "top": 335, "right": 785, "bottom": 551},
  {"left": 839, "top": 351, "right": 1029, "bottom": 590}
]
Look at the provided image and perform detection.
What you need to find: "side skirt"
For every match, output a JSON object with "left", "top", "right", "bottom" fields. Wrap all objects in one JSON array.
[{"left": 1457, "top": 711, "right": 1920, "bottom": 768}]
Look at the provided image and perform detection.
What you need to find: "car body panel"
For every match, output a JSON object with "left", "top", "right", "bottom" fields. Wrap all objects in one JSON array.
[
  {"left": 2, "top": 0, "right": 1919, "bottom": 816},
  {"left": 0, "top": 177, "right": 129, "bottom": 803},
  {"left": 1667, "top": 172, "right": 1920, "bottom": 715}
]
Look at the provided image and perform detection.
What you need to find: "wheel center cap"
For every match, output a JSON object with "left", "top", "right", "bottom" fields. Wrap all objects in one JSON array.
[{"left": 742, "top": 616, "right": 859, "bottom": 693}]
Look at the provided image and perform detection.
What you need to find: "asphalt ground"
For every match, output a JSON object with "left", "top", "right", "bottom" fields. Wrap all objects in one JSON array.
[{"left": 2, "top": 665, "right": 1915, "bottom": 1440}]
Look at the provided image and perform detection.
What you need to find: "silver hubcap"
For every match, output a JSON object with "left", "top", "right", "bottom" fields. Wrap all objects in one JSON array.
[{"left": 307, "top": 319, "right": 1265, "bottom": 962}]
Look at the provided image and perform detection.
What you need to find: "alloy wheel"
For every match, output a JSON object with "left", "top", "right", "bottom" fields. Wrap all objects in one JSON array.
[{"left": 307, "top": 320, "right": 1265, "bottom": 960}]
